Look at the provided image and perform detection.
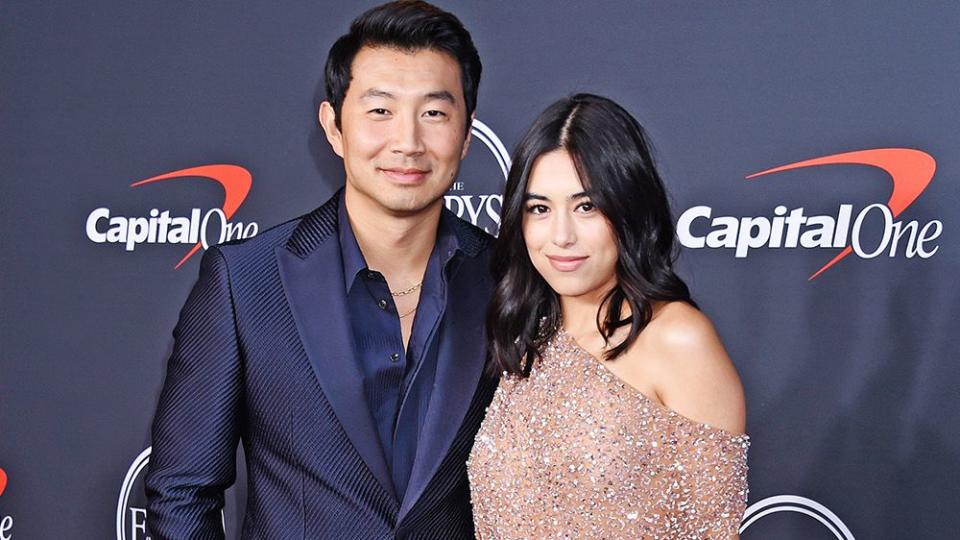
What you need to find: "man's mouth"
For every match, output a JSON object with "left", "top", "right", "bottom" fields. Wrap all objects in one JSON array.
[{"left": 380, "top": 167, "right": 431, "bottom": 184}]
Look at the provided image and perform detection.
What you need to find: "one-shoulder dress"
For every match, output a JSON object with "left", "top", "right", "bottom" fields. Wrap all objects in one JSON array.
[{"left": 467, "top": 327, "right": 749, "bottom": 539}]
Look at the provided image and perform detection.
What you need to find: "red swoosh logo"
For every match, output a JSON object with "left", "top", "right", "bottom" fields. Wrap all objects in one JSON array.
[
  {"left": 131, "top": 164, "right": 252, "bottom": 269},
  {"left": 0, "top": 467, "right": 7, "bottom": 497},
  {"left": 747, "top": 148, "right": 936, "bottom": 280}
]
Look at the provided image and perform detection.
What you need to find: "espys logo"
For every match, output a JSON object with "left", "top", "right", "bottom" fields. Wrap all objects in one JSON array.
[
  {"left": 86, "top": 164, "right": 259, "bottom": 269},
  {"left": 0, "top": 466, "right": 13, "bottom": 539},
  {"left": 739, "top": 495, "right": 855, "bottom": 539},
  {"left": 117, "top": 448, "right": 153, "bottom": 540},
  {"left": 116, "top": 447, "right": 227, "bottom": 540},
  {"left": 444, "top": 119, "right": 510, "bottom": 235},
  {"left": 677, "top": 148, "right": 941, "bottom": 280}
]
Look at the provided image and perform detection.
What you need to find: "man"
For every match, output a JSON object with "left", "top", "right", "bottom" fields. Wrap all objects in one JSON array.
[{"left": 145, "top": 2, "right": 496, "bottom": 538}]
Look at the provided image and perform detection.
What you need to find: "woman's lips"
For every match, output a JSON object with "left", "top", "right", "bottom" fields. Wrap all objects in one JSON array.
[
  {"left": 546, "top": 255, "right": 588, "bottom": 272},
  {"left": 380, "top": 167, "right": 430, "bottom": 184}
]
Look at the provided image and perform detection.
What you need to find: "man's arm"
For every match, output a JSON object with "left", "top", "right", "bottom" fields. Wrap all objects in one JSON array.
[{"left": 145, "top": 247, "right": 243, "bottom": 539}]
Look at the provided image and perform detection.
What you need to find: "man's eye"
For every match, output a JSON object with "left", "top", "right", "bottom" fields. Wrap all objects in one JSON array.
[
  {"left": 525, "top": 204, "right": 548, "bottom": 215},
  {"left": 369, "top": 108, "right": 389, "bottom": 115},
  {"left": 423, "top": 110, "right": 447, "bottom": 118}
]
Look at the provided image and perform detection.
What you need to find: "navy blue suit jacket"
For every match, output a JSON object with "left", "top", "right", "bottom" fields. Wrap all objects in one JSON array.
[{"left": 145, "top": 193, "right": 497, "bottom": 539}]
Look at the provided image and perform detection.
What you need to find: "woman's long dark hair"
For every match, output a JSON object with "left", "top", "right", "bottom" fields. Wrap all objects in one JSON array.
[{"left": 487, "top": 93, "right": 696, "bottom": 377}]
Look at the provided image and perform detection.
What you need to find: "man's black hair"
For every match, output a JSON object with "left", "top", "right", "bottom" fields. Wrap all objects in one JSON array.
[{"left": 324, "top": 0, "right": 481, "bottom": 132}]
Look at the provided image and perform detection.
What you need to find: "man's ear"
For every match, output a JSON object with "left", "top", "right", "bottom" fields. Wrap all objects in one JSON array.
[
  {"left": 460, "top": 112, "right": 476, "bottom": 160},
  {"left": 318, "top": 101, "right": 344, "bottom": 157}
]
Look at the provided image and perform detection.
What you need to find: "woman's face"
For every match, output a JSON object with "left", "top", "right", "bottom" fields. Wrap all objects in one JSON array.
[{"left": 522, "top": 149, "right": 619, "bottom": 302}]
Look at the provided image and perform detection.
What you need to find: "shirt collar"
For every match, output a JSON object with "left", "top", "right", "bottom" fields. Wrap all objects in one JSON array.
[
  {"left": 337, "top": 191, "right": 463, "bottom": 293},
  {"left": 338, "top": 190, "right": 369, "bottom": 293},
  {"left": 435, "top": 207, "right": 463, "bottom": 268}
]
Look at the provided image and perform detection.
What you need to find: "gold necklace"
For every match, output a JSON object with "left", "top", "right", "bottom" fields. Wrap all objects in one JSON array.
[
  {"left": 391, "top": 281, "right": 422, "bottom": 297},
  {"left": 399, "top": 305, "right": 418, "bottom": 318}
]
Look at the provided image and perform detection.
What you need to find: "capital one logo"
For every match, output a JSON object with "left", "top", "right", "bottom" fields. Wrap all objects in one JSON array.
[
  {"left": 677, "top": 148, "right": 941, "bottom": 280},
  {"left": 0, "top": 466, "right": 13, "bottom": 539},
  {"left": 86, "top": 164, "right": 259, "bottom": 269}
]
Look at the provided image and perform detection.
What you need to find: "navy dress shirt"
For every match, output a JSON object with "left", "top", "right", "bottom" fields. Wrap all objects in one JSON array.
[{"left": 338, "top": 195, "right": 460, "bottom": 499}]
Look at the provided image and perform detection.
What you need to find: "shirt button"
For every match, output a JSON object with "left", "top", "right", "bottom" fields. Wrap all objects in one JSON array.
[
  {"left": 366, "top": 271, "right": 377, "bottom": 279},
  {"left": 377, "top": 299, "right": 387, "bottom": 309},
  {"left": 390, "top": 352, "right": 400, "bottom": 362}
]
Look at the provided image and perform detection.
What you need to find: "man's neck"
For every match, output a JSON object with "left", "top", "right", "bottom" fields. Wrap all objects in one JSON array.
[{"left": 344, "top": 187, "right": 442, "bottom": 288}]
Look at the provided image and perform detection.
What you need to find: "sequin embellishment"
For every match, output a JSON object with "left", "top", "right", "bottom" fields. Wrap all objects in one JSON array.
[{"left": 467, "top": 328, "right": 749, "bottom": 539}]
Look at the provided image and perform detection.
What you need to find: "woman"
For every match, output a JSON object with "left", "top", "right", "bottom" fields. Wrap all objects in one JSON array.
[{"left": 468, "top": 94, "right": 749, "bottom": 539}]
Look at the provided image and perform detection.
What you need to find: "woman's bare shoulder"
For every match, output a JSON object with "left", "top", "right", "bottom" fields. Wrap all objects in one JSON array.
[{"left": 627, "top": 301, "right": 747, "bottom": 434}]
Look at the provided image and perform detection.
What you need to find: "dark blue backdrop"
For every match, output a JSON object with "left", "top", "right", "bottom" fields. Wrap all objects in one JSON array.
[{"left": 1, "top": 2, "right": 958, "bottom": 538}]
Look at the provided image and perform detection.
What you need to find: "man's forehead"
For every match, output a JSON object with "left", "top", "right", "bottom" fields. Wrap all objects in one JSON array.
[{"left": 349, "top": 46, "right": 462, "bottom": 92}]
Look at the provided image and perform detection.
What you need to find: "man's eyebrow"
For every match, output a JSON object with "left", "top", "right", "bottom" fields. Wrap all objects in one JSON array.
[
  {"left": 359, "top": 88, "right": 395, "bottom": 100},
  {"left": 359, "top": 89, "right": 455, "bottom": 104},
  {"left": 425, "top": 90, "right": 456, "bottom": 104}
]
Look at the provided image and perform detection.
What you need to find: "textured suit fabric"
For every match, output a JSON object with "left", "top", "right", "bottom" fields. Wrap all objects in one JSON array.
[
  {"left": 145, "top": 192, "right": 497, "bottom": 539},
  {"left": 338, "top": 196, "right": 460, "bottom": 500}
]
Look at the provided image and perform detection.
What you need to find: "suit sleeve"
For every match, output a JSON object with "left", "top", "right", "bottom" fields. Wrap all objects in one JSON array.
[{"left": 145, "top": 246, "right": 243, "bottom": 540}]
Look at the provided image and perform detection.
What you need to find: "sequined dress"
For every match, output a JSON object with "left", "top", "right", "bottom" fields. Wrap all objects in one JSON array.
[{"left": 467, "top": 327, "right": 749, "bottom": 539}]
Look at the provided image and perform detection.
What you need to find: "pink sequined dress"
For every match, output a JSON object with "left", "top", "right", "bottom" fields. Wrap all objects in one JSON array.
[{"left": 467, "top": 327, "right": 749, "bottom": 539}]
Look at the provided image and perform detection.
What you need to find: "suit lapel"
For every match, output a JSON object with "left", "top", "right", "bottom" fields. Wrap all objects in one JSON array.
[
  {"left": 398, "top": 254, "right": 489, "bottom": 519},
  {"left": 275, "top": 195, "right": 396, "bottom": 501}
]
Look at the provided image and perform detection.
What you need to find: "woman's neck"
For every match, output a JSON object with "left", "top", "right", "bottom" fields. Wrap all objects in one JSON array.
[{"left": 559, "top": 282, "right": 619, "bottom": 338}]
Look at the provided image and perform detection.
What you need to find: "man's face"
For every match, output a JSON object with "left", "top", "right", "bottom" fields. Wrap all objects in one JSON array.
[{"left": 320, "top": 46, "right": 471, "bottom": 217}]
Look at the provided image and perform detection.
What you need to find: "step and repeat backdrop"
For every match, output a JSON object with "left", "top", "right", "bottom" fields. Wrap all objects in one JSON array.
[{"left": 1, "top": 1, "right": 958, "bottom": 538}]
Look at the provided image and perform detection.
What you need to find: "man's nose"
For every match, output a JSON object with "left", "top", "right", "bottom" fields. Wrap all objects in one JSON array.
[{"left": 390, "top": 113, "right": 426, "bottom": 156}]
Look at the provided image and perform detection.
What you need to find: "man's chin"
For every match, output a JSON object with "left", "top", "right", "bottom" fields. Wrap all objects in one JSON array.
[
  {"left": 377, "top": 193, "right": 445, "bottom": 217},
  {"left": 346, "top": 182, "right": 447, "bottom": 218}
]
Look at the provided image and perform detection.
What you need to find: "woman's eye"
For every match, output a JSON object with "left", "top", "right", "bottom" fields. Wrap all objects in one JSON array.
[
  {"left": 577, "top": 201, "right": 596, "bottom": 212},
  {"left": 525, "top": 204, "right": 548, "bottom": 215}
]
